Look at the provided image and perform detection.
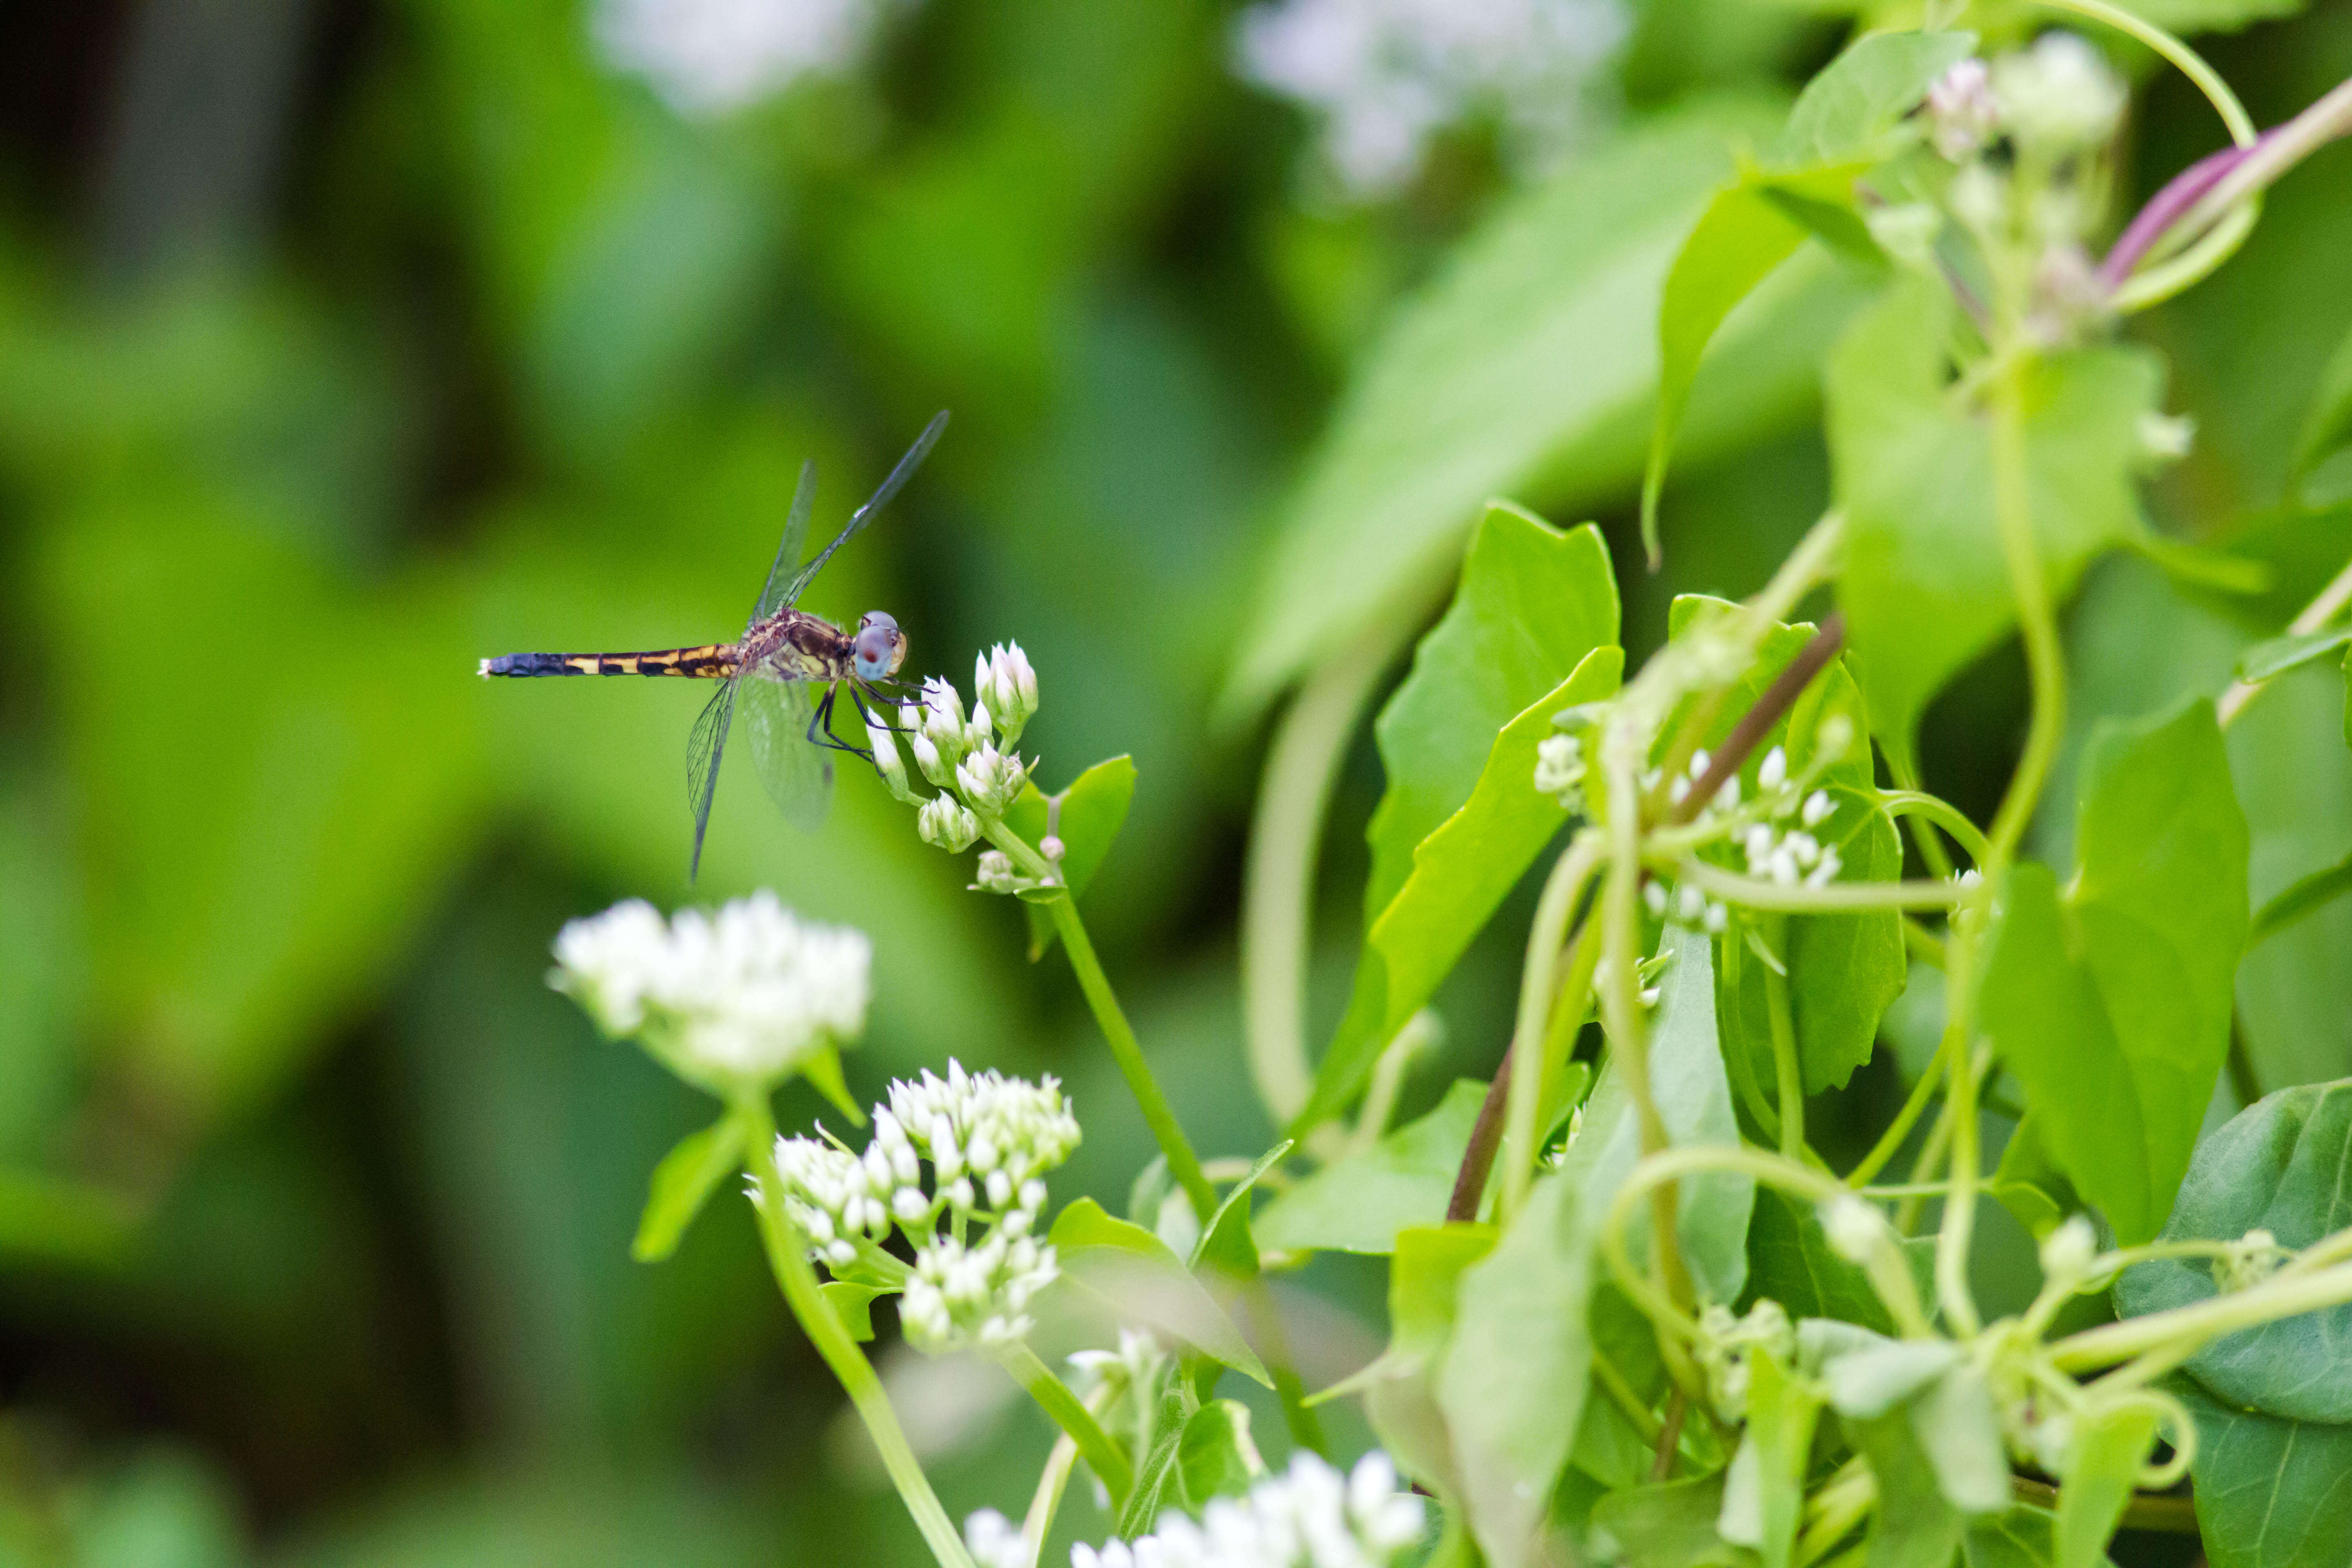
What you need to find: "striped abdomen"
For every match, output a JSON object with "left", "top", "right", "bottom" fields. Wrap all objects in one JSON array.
[{"left": 479, "top": 644, "right": 737, "bottom": 679}]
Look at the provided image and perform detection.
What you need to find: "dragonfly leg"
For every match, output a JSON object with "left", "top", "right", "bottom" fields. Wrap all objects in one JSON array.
[
  {"left": 849, "top": 685, "right": 916, "bottom": 737},
  {"left": 804, "top": 686, "right": 874, "bottom": 761}
]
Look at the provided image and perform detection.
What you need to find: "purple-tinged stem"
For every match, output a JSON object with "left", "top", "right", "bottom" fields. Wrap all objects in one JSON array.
[{"left": 2098, "top": 133, "right": 2265, "bottom": 290}]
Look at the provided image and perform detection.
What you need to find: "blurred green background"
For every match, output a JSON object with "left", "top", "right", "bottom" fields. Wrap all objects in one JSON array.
[{"left": 4, "top": 0, "right": 2352, "bottom": 1562}]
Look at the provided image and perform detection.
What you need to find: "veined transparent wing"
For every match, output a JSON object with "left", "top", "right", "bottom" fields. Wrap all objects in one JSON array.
[
  {"left": 740, "top": 668, "right": 834, "bottom": 833},
  {"left": 776, "top": 410, "right": 947, "bottom": 609},
  {"left": 686, "top": 677, "right": 740, "bottom": 880},
  {"left": 752, "top": 459, "right": 819, "bottom": 626}
]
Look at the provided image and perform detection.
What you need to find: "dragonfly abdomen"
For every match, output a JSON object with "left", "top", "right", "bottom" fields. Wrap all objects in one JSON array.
[{"left": 479, "top": 644, "right": 738, "bottom": 678}]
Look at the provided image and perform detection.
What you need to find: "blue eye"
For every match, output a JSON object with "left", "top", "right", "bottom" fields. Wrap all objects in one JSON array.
[{"left": 853, "top": 613, "right": 900, "bottom": 680}]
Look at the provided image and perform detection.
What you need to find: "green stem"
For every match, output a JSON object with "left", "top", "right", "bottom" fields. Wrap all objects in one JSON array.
[
  {"left": 740, "top": 1099, "right": 976, "bottom": 1568},
  {"left": 2049, "top": 1258, "right": 2352, "bottom": 1372},
  {"left": 1499, "top": 835, "right": 1604, "bottom": 1221},
  {"left": 1667, "top": 858, "right": 1966, "bottom": 912},
  {"left": 1239, "top": 619, "right": 1402, "bottom": 1128},
  {"left": 1043, "top": 895, "right": 1217, "bottom": 1221},
  {"left": 1984, "top": 361, "right": 2065, "bottom": 872},
  {"left": 1875, "top": 791, "right": 1989, "bottom": 868},
  {"left": 1019, "top": 1432, "right": 1079, "bottom": 1568},
  {"left": 1764, "top": 956, "right": 1805, "bottom": 1161},
  {"left": 1881, "top": 754, "right": 1956, "bottom": 880},
  {"left": 999, "top": 1342, "right": 1134, "bottom": 1503}
]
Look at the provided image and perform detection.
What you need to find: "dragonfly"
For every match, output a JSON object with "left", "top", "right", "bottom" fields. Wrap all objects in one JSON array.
[{"left": 479, "top": 411, "right": 948, "bottom": 877}]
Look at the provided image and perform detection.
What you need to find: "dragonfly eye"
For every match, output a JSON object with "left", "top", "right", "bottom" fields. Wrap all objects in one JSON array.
[{"left": 853, "top": 613, "right": 902, "bottom": 681}]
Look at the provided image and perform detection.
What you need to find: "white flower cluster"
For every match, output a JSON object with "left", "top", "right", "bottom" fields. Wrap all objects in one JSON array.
[
  {"left": 594, "top": 0, "right": 909, "bottom": 117},
  {"left": 868, "top": 646, "right": 1058, "bottom": 893},
  {"left": 2212, "top": 1227, "right": 2290, "bottom": 1294},
  {"left": 964, "top": 1508, "right": 1031, "bottom": 1568},
  {"left": 1233, "top": 0, "right": 1627, "bottom": 198},
  {"left": 1992, "top": 32, "right": 2127, "bottom": 157},
  {"left": 769, "top": 1060, "right": 1080, "bottom": 1353},
  {"left": 1068, "top": 1328, "right": 1167, "bottom": 1401},
  {"left": 551, "top": 892, "right": 869, "bottom": 1094},
  {"left": 1927, "top": 36, "right": 2126, "bottom": 166},
  {"left": 1923, "top": 37, "right": 2126, "bottom": 345},
  {"left": 1070, "top": 1451, "right": 1425, "bottom": 1568},
  {"left": 1696, "top": 1299, "right": 1795, "bottom": 1422},
  {"left": 1644, "top": 878, "right": 1729, "bottom": 935}
]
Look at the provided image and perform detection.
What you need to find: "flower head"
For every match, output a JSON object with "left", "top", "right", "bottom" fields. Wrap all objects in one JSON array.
[
  {"left": 594, "top": 0, "right": 906, "bottom": 117},
  {"left": 901, "top": 1228, "right": 1059, "bottom": 1353},
  {"left": 1070, "top": 1450, "right": 1425, "bottom": 1568},
  {"left": 1234, "top": 0, "right": 1628, "bottom": 198},
  {"left": 766, "top": 1061, "right": 1082, "bottom": 1353},
  {"left": 964, "top": 1510, "right": 1028, "bottom": 1568},
  {"left": 1992, "top": 32, "right": 2126, "bottom": 157},
  {"left": 1926, "top": 58, "right": 1999, "bottom": 162},
  {"left": 551, "top": 892, "right": 869, "bottom": 1094},
  {"left": 976, "top": 643, "right": 1040, "bottom": 744}
]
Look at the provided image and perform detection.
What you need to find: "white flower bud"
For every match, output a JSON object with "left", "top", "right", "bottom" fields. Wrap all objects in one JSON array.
[
  {"left": 1802, "top": 790, "right": 1833, "bottom": 828},
  {"left": 973, "top": 849, "right": 1021, "bottom": 895},
  {"left": 1993, "top": 32, "right": 2125, "bottom": 156},
  {"left": 866, "top": 717, "right": 910, "bottom": 797},
  {"left": 917, "top": 795, "right": 982, "bottom": 854},
  {"left": 1758, "top": 745, "right": 1788, "bottom": 793},
  {"left": 1644, "top": 880, "right": 1668, "bottom": 917},
  {"left": 2138, "top": 411, "right": 2195, "bottom": 464},
  {"left": 1039, "top": 834, "right": 1065, "bottom": 862},
  {"left": 2039, "top": 1214, "right": 2099, "bottom": 1288},
  {"left": 1822, "top": 1196, "right": 1890, "bottom": 1265},
  {"left": 1927, "top": 57, "right": 1999, "bottom": 161},
  {"left": 1534, "top": 733, "right": 1585, "bottom": 797}
]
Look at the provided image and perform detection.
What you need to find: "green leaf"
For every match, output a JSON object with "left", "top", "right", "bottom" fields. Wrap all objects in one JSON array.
[
  {"left": 1743, "top": 1189, "right": 1896, "bottom": 1336},
  {"left": 1774, "top": 31, "right": 1978, "bottom": 166},
  {"left": 2177, "top": 1379, "right": 2352, "bottom": 1568},
  {"left": 1311, "top": 644, "right": 1626, "bottom": 1127},
  {"left": 1850, "top": 1409, "right": 1963, "bottom": 1568},
  {"left": 1911, "top": 1363, "right": 2013, "bottom": 1515},
  {"left": 2114, "top": 1082, "right": 2352, "bottom": 1421},
  {"left": 2290, "top": 301, "right": 2352, "bottom": 499},
  {"left": 1436, "top": 1172, "right": 1596, "bottom": 1568},
  {"left": 1564, "top": 921, "right": 1753, "bottom": 1303},
  {"left": 1221, "top": 99, "right": 1863, "bottom": 719},
  {"left": 2250, "top": 850, "right": 2352, "bottom": 945},
  {"left": 2054, "top": 1402, "right": 2159, "bottom": 1568},
  {"left": 2236, "top": 626, "right": 2352, "bottom": 684},
  {"left": 631, "top": 1116, "right": 746, "bottom": 1263},
  {"left": 819, "top": 1281, "right": 885, "bottom": 1343},
  {"left": 1990, "top": 1112, "right": 2085, "bottom": 1241},
  {"left": 1829, "top": 277, "right": 2164, "bottom": 765},
  {"left": 1307, "top": 502, "right": 1618, "bottom": 1134},
  {"left": 1256, "top": 1081, "right": 1486, "bottom": 1256},
  {"left": 1001, "top": 754, "right": 1137, "bottom": 959},
  {"left": 1717, "top": 1346, "right": 1820, "bottom": 1568},
  {"left": 1332, "top": 1223, "right": 1496, "bottom": 1498},
  {"left": 1590, "top": 1475, "right": 1752, "bottom": 1568},
  {"left": 1117, "top": 1375, "right": 1196, "bottom": 1541},
  {"left": 799, "top": 1045, "right": 864, "bottom": 1125},
  {"left": 1964, "top": 1504, "right": 2072, "bottom": 1568},
  {"left": 1980, "top": 699, "right": 2250, "bottom": 1243},
  {"left": 1363, "top": 508, "right": 1618, "bottom": 924},
  {"left": 1570, "top": 1285, "right": 1672, "bottom": 1488},
  {"left": 1048, "top": 1198, "right": 1272, "bottom": 1388},
  {"left": 1175, "top": 1399, "right": 1261, "bottom": 1506},
  {"left": 1190, "top": 1140, "right": 1290, "bottom": 1281},
  {"left": 1644, "top": 166, "right": 1869, "bottom": 563}
]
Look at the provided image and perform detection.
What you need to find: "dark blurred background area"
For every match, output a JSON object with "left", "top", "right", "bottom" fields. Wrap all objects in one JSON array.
[{"left": 4, "top": 0, "right": 2351, "bottom": 1562}]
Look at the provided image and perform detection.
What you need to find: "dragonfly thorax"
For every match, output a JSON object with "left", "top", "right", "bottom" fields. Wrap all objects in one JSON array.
[{"left": 853, "top": 612, "right": 907, "bottom": 681}]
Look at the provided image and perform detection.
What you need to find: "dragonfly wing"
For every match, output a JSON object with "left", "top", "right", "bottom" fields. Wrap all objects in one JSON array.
[
  {"left": 740, "top": 670, "right": 834, "bottom": 833},
  {"left": 777, "top": 410, "right": 947, "bottom": 608},
  {"left": 752, "top": 459, "right": 818, "bottom": 627},
  {"left": 685, "top": 677, "right": 740, "bottom": 880}
]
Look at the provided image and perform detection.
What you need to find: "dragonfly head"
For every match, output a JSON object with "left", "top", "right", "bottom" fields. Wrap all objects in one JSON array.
[{"left": 854, "top": 612, "right": 907, "bottom": 681}]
